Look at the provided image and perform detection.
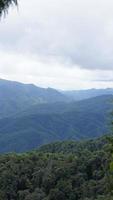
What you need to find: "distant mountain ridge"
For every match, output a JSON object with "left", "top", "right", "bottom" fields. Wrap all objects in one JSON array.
[
  {"left": 62, "top": 88, "right": 113, "bottom": 101},
  {"left": 0, "top": 79, "right": 113, "bottom": 153},
  {"left": 0, "top": 94, "right": 112, "bottom": 153},
  {"left": 0, "top": 79, "right": 67, "bottom": 119}
]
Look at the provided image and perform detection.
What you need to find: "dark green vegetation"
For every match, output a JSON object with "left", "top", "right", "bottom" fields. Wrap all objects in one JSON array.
[
  {"left": 0, "top": 137, "right": 112, "bottom": 200},
  {"left": 0, "top": 0, "right": 17, "bottom": 16},
  {"left": 0, "top": 79, "right": 113, "bottom": 153}
]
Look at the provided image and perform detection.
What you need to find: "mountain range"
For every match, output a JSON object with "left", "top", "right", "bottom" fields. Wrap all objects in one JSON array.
[
  {"left": 0, "top": 78, "right": 113, "bottom": 153},
  {"left": 62, "top": 88, "right": 113, "bottom": 101},
  {"left": 0, "top": 79, "right": 68, "bottom": 119}
]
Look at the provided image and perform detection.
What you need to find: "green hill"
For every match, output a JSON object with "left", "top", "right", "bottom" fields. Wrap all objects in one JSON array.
[
  {"left": 0, "top": 79, "right": 67, "bottom": 119},
  {"left": 0, "top": 95, "right": 112, "bottom": 153}
]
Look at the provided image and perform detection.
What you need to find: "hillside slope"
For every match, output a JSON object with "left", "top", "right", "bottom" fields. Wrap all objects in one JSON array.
[
  {"left": 0, "top": 79, "right": 67, "bottom": 119},
  {"left": 63, "top": 88, "right": 113, "bottom": 101},
  {"left": 0, "top": 95, "right": 112, "bottom": 153}
]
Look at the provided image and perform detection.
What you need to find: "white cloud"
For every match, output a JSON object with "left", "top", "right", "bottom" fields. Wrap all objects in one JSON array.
[
  {"left": 0, "top": 0, "right": 113, "bottom": 89},
  {"left": 0, "top": 50, "right": 113, "bottom": 90}
]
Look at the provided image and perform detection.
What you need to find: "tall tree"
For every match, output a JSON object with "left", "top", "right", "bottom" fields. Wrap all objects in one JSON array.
[{"left": 0, "top": 0, "right": 18, "bottom": 16}]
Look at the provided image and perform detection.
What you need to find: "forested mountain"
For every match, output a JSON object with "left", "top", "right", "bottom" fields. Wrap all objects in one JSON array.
[
  {"left": 62, "top": 88, "right": 113, "bottom": 101},
  {"left": 0, "top": 136, "right": 112, "bottom": 200},
  {"left": 0, "top": 95, "right": 112, "bottom": 153},
  {"left": 0, "top": 79, "right": 113, "bottom": 199},
  {"left": 1, "top": 79, "right": 113, "bottom": 119},
  {"left": 0, "top": 79, "right": 67, "bottom": 119}
]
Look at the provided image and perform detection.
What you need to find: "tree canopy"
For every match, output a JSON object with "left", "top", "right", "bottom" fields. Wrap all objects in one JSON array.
[
  {"left": 0, "top": 137, "right": 112, "bottom": 200},
  {"left": 0, "top": 0, "right": 17, "bottom": 16}
]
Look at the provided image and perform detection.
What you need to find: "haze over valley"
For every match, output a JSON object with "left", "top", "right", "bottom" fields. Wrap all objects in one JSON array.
[{"left": 0, "top": 78, "right": 112, "bottom": 153}]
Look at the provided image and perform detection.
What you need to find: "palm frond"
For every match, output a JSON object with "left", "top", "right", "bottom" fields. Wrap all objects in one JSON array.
[{"left": 0, "top": 0, "right": 18, "bottom": 16}]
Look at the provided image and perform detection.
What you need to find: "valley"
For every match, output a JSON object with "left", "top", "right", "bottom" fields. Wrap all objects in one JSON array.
[{"left": 0, "top": 79, "right": 113, "bottom": 153}]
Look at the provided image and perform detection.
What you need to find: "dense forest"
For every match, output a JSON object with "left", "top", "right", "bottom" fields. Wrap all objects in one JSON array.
[{"left": 0, "top": 136, "right": 113, "bottom": 200}]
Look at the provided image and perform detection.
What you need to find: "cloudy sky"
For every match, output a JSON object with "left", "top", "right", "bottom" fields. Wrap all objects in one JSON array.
[{"left": 0, "top": 0, "right": 113, "bottom": 90}]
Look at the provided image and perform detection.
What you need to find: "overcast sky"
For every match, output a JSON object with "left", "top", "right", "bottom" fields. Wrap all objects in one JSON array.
[{"left": 0, "top": 0, "right": 113, "bottom": 90}]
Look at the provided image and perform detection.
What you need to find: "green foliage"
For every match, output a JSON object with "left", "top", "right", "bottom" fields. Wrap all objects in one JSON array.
[{"left": 0, "top": 138, "right": 112, "bottom": 200}]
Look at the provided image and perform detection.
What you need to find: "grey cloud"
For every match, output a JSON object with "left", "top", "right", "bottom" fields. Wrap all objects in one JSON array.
[
  {"left": 0, "top": 0, "right": 113, "bottom": 70},
  {"left": 92, "top": 79, "right": 113, "bottom": 82}
]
